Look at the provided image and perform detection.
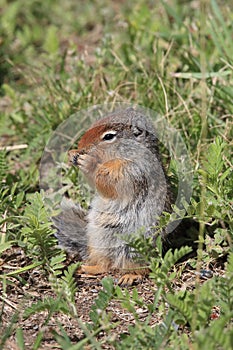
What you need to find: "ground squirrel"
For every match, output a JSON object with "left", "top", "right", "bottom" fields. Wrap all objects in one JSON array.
[{"left": 53, "top": 107, "right": 196, "bottom": 284}]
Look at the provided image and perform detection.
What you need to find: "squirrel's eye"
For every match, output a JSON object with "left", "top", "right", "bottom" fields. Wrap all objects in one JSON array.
[
  {"left": 101, "top": 131, "right": 117, "bottom": 142},
  {"left": 103, "top": 133, "right": 115, "bottom": 141}
]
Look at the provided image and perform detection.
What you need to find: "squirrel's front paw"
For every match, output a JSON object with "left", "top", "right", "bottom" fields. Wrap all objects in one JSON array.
[
  {"left": 68, "top": 149, "right": 100, "bottom": 175},
  {"left": 77, "top": 153, "right": 96, "bottom": 174}
]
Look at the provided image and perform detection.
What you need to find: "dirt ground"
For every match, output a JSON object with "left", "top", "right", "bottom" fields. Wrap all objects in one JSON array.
[{"left": 0, "top": 246, "right": 223, "bottom": 349}]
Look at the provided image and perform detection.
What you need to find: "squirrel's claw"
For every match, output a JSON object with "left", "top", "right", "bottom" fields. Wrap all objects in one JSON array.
[{"left": 118, "top": 273, "right": 144, "bottom": 286}]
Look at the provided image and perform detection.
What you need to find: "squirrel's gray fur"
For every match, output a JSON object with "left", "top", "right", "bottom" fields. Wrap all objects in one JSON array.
[{"left": 53, "top": 108, "right": 196, "bottom": 269}]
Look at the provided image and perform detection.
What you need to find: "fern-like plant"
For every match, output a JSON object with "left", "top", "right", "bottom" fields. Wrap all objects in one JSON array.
[{"left": 20, "top": 191, "right": 60, "bottom": 266}]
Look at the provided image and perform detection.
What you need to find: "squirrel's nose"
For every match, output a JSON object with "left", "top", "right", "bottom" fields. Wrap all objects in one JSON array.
[{"left": 68, "top": 149, "right": 79, "bottom": 165}]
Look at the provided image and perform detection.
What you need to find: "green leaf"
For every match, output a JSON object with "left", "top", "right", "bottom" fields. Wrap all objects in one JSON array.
[
  {"left": 16, "top": 328, "right": 25, "bottom": 350},
  {"left": 171, "top": 70, "right": 231, "bottom": 79},
  {"left": 0, "top": 241, "right": 13, "bottom": 254},
  {"left": 43, "top": 25, "right": 59, "bottom": 54}
]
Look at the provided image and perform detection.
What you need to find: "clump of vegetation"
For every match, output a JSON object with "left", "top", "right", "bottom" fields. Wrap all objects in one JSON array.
[{"left": 0, "top": 0, "right": 232, "bottom": 349}]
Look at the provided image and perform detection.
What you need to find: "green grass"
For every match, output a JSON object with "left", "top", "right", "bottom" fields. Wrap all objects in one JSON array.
[{"left": 0, "top": 0, "right": 232, "bottom": 349}]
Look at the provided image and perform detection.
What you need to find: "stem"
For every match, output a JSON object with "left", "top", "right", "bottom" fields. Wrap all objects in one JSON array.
[
  {"left": 192, "top": 0, "right": 209, "bottom": 335},
  {"left": 198, "top": 0, "right": 208, "bottom": 262}
]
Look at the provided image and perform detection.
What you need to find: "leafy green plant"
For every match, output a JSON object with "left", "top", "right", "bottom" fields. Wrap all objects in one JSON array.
[
  {"left": 188, "top": 137, "right": 233, "bottom": 261},
  {"left": 23, "top": 259, "right": 80, "bottom": 318},
  {"left": 21, "top": 257, "right": 80, "bottom": 349},
  {"left": 89, "top": 277, "right": 116, "bottom": 330},
  {"left": 20, "top": 192, "right": 60, "bottom": 265}
]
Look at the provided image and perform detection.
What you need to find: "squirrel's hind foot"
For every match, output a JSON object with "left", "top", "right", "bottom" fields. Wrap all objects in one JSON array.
[
  {"left": 118, "top": 268, "right": 150, "bottom": 286},
  {"left": 118, "top": 273, "right": 144, "bottom": 286},
  {"left": 78, "top": 264, "right": 108, "bottom": 276}
]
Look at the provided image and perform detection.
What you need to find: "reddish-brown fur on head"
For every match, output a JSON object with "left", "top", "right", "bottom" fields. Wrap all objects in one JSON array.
[
  {"left": 68, "top": 114, "right": 131, "bottom": 164},
  {"left": 68, "top": 124, "right": 111, "bottom": 164},
  {"left": 77, "top": 124, "right": 111, "bottom": 153},
  {"left": 78, "top": 117, "right": 131, "bottom": 152}
]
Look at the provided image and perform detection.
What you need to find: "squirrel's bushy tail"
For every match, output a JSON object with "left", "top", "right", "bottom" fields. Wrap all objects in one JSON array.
[{"left": 52, "top": 198, "right": 88, "bottom": 259}]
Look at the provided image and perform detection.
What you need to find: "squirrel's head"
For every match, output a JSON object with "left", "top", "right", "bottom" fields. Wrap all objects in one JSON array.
[{"left": 68, "top": 108, "right": 159, "bottom": 165}]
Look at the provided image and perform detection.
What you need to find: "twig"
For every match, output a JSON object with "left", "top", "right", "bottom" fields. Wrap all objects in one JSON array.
[
  {"left": 0, "top": 144, "right": 28, "bottom": 151},
  {"left": 0, "top": 295, "right": 18, "bottom": 310}
]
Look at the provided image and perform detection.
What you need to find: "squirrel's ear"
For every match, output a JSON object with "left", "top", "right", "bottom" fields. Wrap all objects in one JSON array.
[{"left": 131, "top": 125, "right": 146, "bottom": 141}]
